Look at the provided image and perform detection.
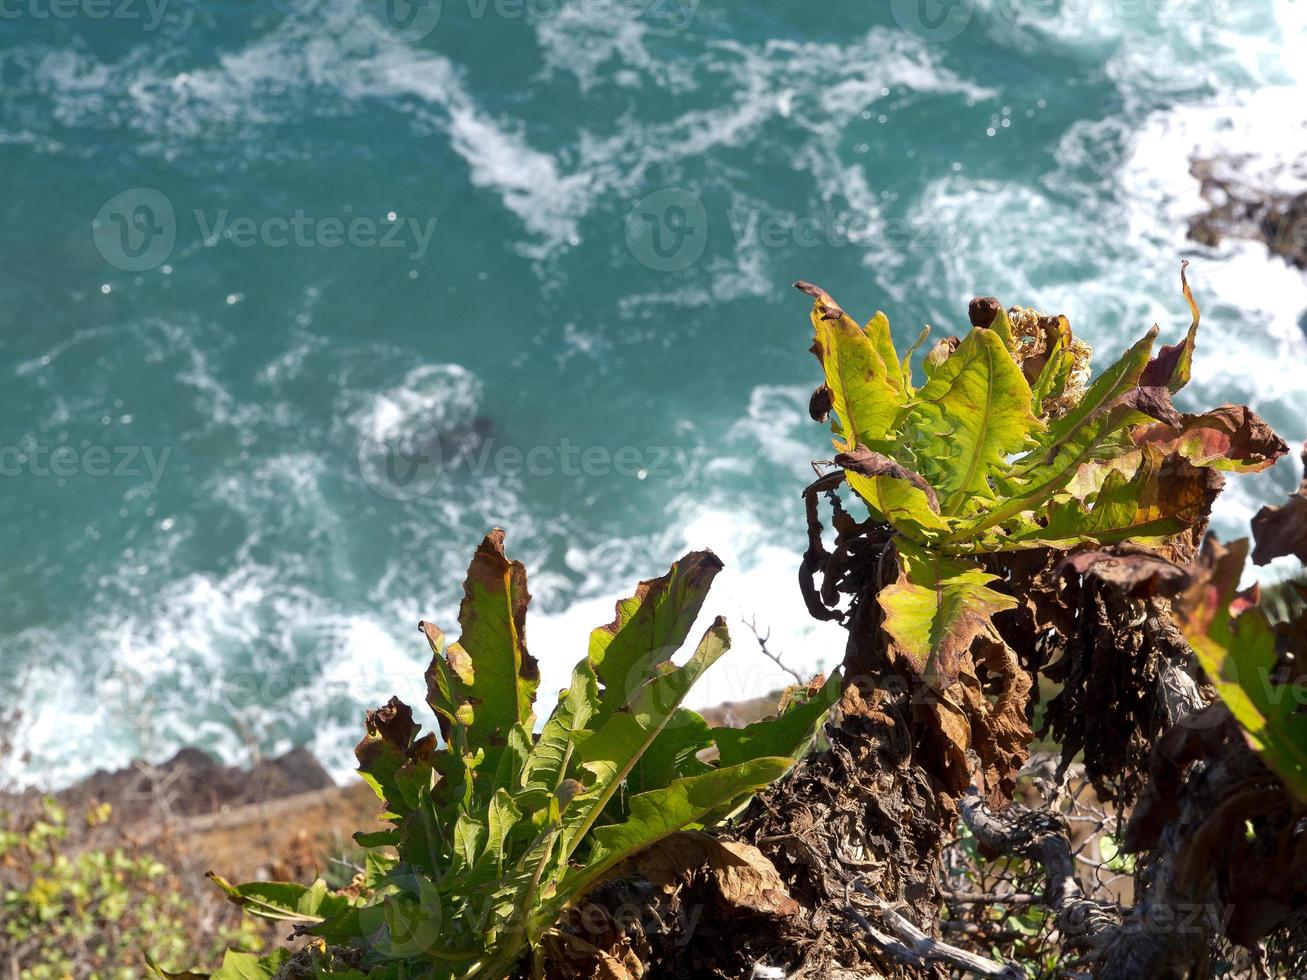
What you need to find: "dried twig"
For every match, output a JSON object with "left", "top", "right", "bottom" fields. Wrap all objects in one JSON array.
[
  {"left": 745, "top": 616, "right": 806, "bottom": 685},
  {"left": 841, "top": 877, "right": 1024, "bottom": 979},
  {"left": 941, "top": 888, "right": 1040, "bottom": 907}
]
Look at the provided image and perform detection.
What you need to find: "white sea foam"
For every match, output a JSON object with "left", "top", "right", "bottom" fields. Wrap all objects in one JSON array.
[{"left": 347, "top": 363, "right": 482, "bottom": 445}]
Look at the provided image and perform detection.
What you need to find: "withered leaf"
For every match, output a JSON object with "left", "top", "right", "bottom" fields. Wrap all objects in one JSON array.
[
  {"left": 1061, "top": 547, "right": 1189, "bottom": 598},
  {"left": 424, "top": 528, "right": 540, "bottom": 744},
  {"left": 1107, "top": 385, "right": 1182, "bottom": 427},
  {"left": 793, "top": 279, "right": 845, "bottom": 320},
  {"left": 1251, "top": 443, "right": 1307, "bottom": 565},
  {"left": 924, "top": 632, "right": 1033, "bottom": 808},
  {"left": 634, "top": 830, "right": 799, "bottom": 918},
  {"left": 835, "top": 446, "right": 940, "bottom": 512},
  {"left": 968, "top": 296, "right": 1001, "bottom": 328},
  {"left": 1134, "top": 404, "right": 1289, "bottom": 473},
  {"left": 1139, "top": 261, "right": 1200, "bottom": 393},
  {"left": 808, "top": 384, "right": 833, "bottom": 423}
]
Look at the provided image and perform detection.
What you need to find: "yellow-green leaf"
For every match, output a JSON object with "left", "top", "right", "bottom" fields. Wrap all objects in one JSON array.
[
  {"left": 877, "top": 539, "right": 1016, "bottom": 687},
  {"left": 798, "top": 281, "right": 904, "bottom": 452},
  {"left": 903, "top": 327, "right": 1042, "bottom": 515}
]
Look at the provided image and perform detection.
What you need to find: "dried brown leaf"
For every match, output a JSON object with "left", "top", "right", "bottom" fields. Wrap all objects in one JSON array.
[
  {"left": 835, "top": 446, "right": 940, "bottom": 512},
  {"left": 924, "top": 632, "right": 1033, "bottom": 808},
  {"left": 1134, "top": 404, "right": 1289, "bottom": 473},
  {"left": 634, "top": 830, "right": 800, "bottom": 918},
  {"left": 1060, "top": 547, "right": 1189, "bottom": 599},
  {"left": 1251, "top": 443, "right": 1307, "bottom": 565}
]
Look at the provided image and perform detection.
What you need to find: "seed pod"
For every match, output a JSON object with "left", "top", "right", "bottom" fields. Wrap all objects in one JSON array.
[{"left": 968, "top": 296, "right": 1001, "bottom": 328}]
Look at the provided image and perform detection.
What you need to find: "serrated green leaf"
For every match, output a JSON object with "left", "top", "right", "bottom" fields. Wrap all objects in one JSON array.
[
  {"left": 625, "top": 708, "right": 714, "bottom": 795},
  {"left": 877, "top": 539, "right": 1016, "bottom": 686},
  {"left": 451, "top": 813, "right": 487, "bottom": 875},
  {"left": 522, "top": 661, "right": 599, "bottom": 797},
  {"left": 354, "top": 828, "right": 400, "bottom": 849},
  {"left": 486, "top": 788, "right": 523, "bottom": 871},
  {"left": 537, "top": 757, "right": 794, "bottom": 938},
  {"left": 1002, "top": 445, "right": 1217, "bottom": 549},
  {"left": 207, "top": 874, "right": 350, "bottom": 924},
  {"left": 864, "top": 310, "right": 905, "bottom": 397},
  {"left": 364, "top": 850, "right": 397, "bottom": 889},
  {"left": 562, "top": 619, "right": 731, "bottom": 862},
  {"left": 903, "top": 327, "right": 1042, "bottom": 514},
  {"left": 588, "top": 550, "right": 723, "bottom": 719},
  {"left": 947, "top": 327, "right": 1161, "bottom": 544},
  {"left": 713, "top": 673, "right": 840, "bottom": 767},
  {"left": 1030, "top": 344, "right": 1074, "bottom": 418}
]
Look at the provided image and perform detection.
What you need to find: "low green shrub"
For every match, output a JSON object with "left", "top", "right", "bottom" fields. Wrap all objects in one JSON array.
[{"left": 1, "top": 798, "right": 264, "bottom": 979}]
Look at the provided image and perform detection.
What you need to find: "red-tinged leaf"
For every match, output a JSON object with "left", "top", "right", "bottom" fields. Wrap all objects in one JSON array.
[
  {"left": 1176, "top": 537, "right": 1307, "bottom": 801},
  {"left": 877, "top": 539, "right": 1017, "bottom": 688},
  {"left": 1139, "top": 260, "right": 1200, "bottom": 393},
  {"left": 1134, "top": 405, "right": 1289, "bottom": 474},
  {"left": 424, "top": 529, "right": 540, "bottom": 744}
]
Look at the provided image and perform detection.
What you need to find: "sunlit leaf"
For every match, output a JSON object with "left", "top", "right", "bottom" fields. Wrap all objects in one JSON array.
[{"left": 877, "top": 539, "right": 1017, "bottom": 686}]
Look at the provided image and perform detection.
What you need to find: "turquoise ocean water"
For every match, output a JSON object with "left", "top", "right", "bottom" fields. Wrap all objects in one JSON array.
[{"left": 3, "top": 0, "right": 1307, "bottom": 786}]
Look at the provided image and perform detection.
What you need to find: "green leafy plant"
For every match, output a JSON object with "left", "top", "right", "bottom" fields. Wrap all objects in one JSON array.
[
  {"left": 798, "top": 270, "right": 1281, "bottom": 689},
  {"left": 197, "top": 531, "right": 837, "bottom": 979}
]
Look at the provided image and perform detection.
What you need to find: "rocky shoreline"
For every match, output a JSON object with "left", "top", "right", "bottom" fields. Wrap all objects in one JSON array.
[{"left": 1189, "top": 153, "right": 1307, "bottom": 271}]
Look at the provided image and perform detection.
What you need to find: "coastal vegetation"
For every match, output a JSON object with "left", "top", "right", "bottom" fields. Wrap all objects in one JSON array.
[{"left": 10, "top": 268, "right": 1306, "bottom": 978}]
